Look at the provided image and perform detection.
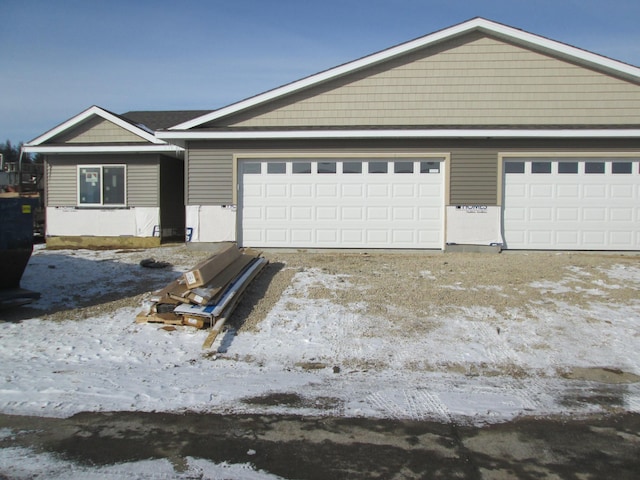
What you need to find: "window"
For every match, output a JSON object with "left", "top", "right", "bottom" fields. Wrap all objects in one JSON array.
[
  {"left": 292, "top": 162, "right": 311, "bottom": 174},
  {"left": 318, "top": 162, "right": 336, "bottom": 174},
  {"left": 368, "top": 161, "right": 388, "bottom": 173},
  {"left": 267, "top": 162, "right": 286, "bottom": 174},
  {"left": 343, "top": 161, "right": 362, "bottom": 174},
  {"left": 78, "top": 165, "right": 125, "bottom": 206},
  {"left": 243, "top": 162, "right": 261, "bottom": 174},
  {"left": 558, "top": 162, "right": 578, "bottom": 174},
  {"left": 585, "top": 162, "right": 605, "bottom": 174},
  {"left": 532, "top": 162, "right": 551, "bottom": 174},
  {"left": 504, "top": 162, "right": 525, "bottom": 174},
  {"left": 420, "top": 161, "right": 440, "bottom": 173},
  {"left": 612, "top": 162, "right": 632, "bottom": 174},
  {"left": 394, "top": 161, "right": 414, "bottom": 174}
]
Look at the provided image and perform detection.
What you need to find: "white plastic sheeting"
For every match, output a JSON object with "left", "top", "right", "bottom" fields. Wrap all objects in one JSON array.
[{"left": 46, "top": 206, "right": 159, "bottom": 237}]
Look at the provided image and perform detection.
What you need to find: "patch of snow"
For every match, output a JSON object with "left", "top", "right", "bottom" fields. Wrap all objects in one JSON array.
[
  {"left": 0, "top": 446, "right": 283, "bottom": 480},
  {"left": 1, "top": 247, "right": 639, "bottom": 425}
]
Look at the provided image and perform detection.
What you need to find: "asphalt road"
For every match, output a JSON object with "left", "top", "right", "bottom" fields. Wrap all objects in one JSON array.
[{"left": 1, "top": 411, "right": 639, "bottom": 479}]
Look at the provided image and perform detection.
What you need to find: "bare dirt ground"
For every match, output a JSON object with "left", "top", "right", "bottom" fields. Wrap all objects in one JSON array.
[{"left": 233, "top": 249, "right": 639, "bottom": 329}]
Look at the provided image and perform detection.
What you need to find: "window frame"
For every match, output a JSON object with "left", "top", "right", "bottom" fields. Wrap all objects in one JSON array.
[{"left": 77, "top": 164, "right": 127, "bottom": 207}]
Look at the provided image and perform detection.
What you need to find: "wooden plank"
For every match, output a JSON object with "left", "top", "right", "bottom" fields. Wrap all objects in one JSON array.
[
  {"left": 182, "top": 243, "right": 240, "bottom": 289},
  {"left": 202, "top": 258, "right": 268, "bottom": 349},
  {"left": 186, "top": 254, "right": 256, "bottom": 306}
]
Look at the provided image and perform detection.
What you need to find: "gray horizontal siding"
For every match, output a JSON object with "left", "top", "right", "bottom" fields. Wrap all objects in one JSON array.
[
  {"left": 46, "top": 158, "right": 77, "bottom": 206},
  {"left": 45, "top": 154, "right": 160, "bottom": 207},
  {"left": 187, "top": 149, "right": 233, "bottom": 204},
  {"left": 183, "top": 138, "right": 640, "bottom": 209},
  {"left": 449, "top": 151, "right": 498, "bottom": 205},
  {"left": 127, "top": 160, "right": 159, "bottom": 207}
]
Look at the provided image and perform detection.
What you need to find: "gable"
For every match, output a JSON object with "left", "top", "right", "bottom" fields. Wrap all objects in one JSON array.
[
  {"left": 208, "top": 32, "right": 640, "bottom": 129},
  {"left": 52, "top": 116, "right": 150, "bottom": 144}
]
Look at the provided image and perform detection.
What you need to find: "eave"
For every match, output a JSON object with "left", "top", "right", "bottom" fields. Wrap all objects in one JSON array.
[
  {"left": 22, "top": 144, "right": 185, "bottom": 154},
  {"left": 156, "top": 128, "right": 640, "bottom": 140}
]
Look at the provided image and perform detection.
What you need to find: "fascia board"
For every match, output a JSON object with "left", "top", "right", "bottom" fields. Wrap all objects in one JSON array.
[
  {"left": 26, "top": 105, "right": 166, "bottom": 146},
  {"left": 22, "top": 144, "right": 184, "bottom": 154},
  {"left": 156, "top": 129, "right": 640, "bottom": 140},
  {"left": 170, "top": 18, "right": 640, "bottom": 131}
]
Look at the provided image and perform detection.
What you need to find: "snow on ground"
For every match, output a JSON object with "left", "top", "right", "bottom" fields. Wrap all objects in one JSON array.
[{"left": 1, "top": 245, "right": 639, "bottom": 424}]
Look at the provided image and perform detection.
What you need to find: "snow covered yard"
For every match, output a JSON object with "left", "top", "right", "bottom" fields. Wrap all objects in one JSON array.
[{"left": 1, "top": 245, "right": 639, "bottom": 424}]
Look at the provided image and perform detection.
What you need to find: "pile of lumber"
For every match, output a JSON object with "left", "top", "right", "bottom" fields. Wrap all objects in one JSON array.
[{"left": 136, "top": 244, "right": 267, "bottom": 342}]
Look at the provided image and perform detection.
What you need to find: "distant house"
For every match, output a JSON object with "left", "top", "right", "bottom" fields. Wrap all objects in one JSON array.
[{"left": 25, "top": 18, "right": 640, "bottom": 250}]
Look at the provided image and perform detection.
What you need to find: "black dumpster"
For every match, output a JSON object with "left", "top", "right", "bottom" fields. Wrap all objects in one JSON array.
[{"left": 0, "top": 197, "right": 38, "bottom": 290}]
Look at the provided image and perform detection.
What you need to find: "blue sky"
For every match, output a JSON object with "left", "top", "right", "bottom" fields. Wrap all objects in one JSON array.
[{"left": 2, "top": 0, "right": 640, "bottom": 144}]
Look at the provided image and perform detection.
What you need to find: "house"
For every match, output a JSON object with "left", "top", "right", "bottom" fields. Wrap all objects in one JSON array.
[
  {"left": 25, "top": 18, "right": 640, "bottom": 251},
  {"left": 24, "top": 107, "right": 211, "bottom": 248}
]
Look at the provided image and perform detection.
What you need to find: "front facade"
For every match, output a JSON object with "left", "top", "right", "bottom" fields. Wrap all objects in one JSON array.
[
  {"left": 24, "top": 107, "right": 209, "bottom": 248},
  {"left": 26, "top": 18, "right": 640, "bottom": 250}
]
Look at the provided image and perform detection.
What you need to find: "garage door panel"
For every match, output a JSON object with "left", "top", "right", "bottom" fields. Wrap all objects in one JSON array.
[
  {"left": 367, "top": 184, "right": 389, "bottom": 197},
  {"left": 342, "top": 184, "right": 363, "bottom": 197},
  {"left": 341, "top": 207, "right": 363, "bottom": 220},
  {"left": 393, "top": 184, "right": 415, "bottom": 197},
  {"left": 266, "top": 230, "right": 288, "bottom": 242},
  {"left": 265, "top": 206, "right": 287, "bottom": 220},
  {"left": 530, "top": 184, "right": 553, "bottom": 197},
  {"left": 367, "top": 230, "right": 390, "bottom": 243},
  {"left": 583, "top": 184, "right": 606, "bottom": 198},
  {"left": 240, "top": 158, "right": 444, "bottom": 248},
  {"left": 557, "top": 184, "right": 580, "bottom": 198},
  {"left": 266, "top": 184, "right": 287, "bottom": 197},
  {"left": 557, "top": 208, "right": 579, "bottom": 221},
  {"left": 530, "top": 207, "right": 552, "bottom": 221},
  {"left": 317, "top": 206, "right": 338, "bottom": 220},
  {"left": 367, "top": 206, "right": 389, "bottom": 220},
  {"left": 291, "top": 206, "right": 312, "bottom": 221},
  {"left": 291, "top": 184, "right": 313, "bottom": 197},
  {"left": 291, "top": 230, "right": 312, "bottom": 242},
  {"left": 610, "top": 184, "right": 634, "bottom": 198},
  {"left": 316, "top": 184, "right": 337, "bottom": 197}
]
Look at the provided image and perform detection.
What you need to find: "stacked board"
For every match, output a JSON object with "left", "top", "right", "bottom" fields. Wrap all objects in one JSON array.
[{"left": 137, "top": 244, "right": 267, "bottom": 340}]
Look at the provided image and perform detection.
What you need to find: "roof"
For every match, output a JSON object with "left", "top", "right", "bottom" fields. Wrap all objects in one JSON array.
[
  {"left": 120, "top": 110, "right": 213, "bottom": 131},
  {"left": 23, "top": 106, "right": 186, "bottom": 154},
  {"left": 165, "top": 17, "right": 640, "bottom": 132}
]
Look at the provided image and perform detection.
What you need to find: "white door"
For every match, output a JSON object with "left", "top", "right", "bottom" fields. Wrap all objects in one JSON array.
[
  {"left": 238, "top": 158, "right": 444, "bottom": 248},
  {"left": 503, "top": 158, "right": 640, "bottom": 250}
]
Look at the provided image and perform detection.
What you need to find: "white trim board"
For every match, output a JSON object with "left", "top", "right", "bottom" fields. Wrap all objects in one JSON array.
[
  {"left": 23, "top": 144, "right": 184, "bottom": 154},
  {"left": 157, "top": 128, "right": 640, "bottom": 141},
  {"left": 26, "top": 105, "right": 168, "bottom": 146}
]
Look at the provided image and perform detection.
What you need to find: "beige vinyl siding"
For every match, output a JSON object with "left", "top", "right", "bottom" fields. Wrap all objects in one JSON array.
[
  {"left": 187, "top": 149, "right": 233, "bottom": 204},
  {"left": 449, "top": 151, "right": 498, "bottom": 205},
  {"left": 56, "top": 117, "right": 147, "bottom": 144},
  {"left": 45, "top": 155, "right": 160, "bottom": 207},
  {"left": 218, "top": 33, "right": 640, "bottom": 128}
]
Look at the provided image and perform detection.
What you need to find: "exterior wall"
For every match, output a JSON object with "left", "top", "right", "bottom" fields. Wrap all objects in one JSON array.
[
  {"left": 185, "top": 138, "right": 640, "bottom": 246},
  {"left": 45, "top": 154, "right": 160, "bottom": 207},
  {"left": 186, "top": 205, "right": 236, "bottom": 243},
  {"left": 186, "top": 149, "right": 233, "bottom": 205},
  {"left": 56, "top": 117, "right": 147, "bottom": 144},
  {"left": 450, "top": 150, "right": 498, "bottom": 205},
  {"left": 214, "top": 33, "right": 640, "bottom": 128}
]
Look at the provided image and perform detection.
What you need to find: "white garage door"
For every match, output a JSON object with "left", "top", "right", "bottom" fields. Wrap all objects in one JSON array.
[
  {"left": 503, "top": 157, "right": 640, "bottom": 250},
  {"left": 239, "top": 158, "right": 444, "bottom": 248}
]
